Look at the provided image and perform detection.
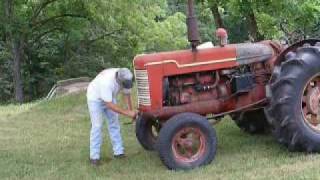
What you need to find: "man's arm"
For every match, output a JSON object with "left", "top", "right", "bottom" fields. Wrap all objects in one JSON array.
[
  {"left": 105, "top": 102, "right": 136, "bottom": 118},
  {"left": 123, "top": 94, "right": 133, "bottom": 111}
]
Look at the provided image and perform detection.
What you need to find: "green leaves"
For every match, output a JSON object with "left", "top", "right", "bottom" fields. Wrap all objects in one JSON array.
[{"left": 1, "top": 0, "right": 320, "bottom": 103}]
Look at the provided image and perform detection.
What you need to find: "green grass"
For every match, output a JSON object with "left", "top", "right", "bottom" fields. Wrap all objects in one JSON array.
[{"left": 1, "top": 93, "right": 320, "bottom": 180}]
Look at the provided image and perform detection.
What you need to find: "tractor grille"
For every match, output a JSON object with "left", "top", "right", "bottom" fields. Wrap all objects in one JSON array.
[{"left": 134, "top": 69, "right": 151, "bottom": 106}]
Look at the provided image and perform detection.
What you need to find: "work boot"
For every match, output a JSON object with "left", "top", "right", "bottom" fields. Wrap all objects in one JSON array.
[
  {"left": 89, "top": 159, "right": 101, "bottom": 166},
  {"left": 114, "top": 154, "right": 126, "bottom": 159}
]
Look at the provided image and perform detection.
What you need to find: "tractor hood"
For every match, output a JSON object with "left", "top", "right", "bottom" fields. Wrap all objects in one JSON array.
[{"left": 133, "top": 42, "right": 278, "bottom": 72}]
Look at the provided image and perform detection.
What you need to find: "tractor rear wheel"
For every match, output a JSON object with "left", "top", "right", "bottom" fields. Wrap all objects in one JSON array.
[
  {"left": 136, "top": 116, "right": 161, "bottom": 151},
  {"left": 266, "top": 43, "right": 320, "bottom": 152},
  {"left": 232, "top": 109, "right": 270, "bottom": 134},
  {"left": 156, "top": 113, "right": 217, "bottom": 170}
]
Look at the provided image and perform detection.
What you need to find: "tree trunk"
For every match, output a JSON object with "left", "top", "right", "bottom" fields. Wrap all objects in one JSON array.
[
  {"left": 243, "top": 0, "right": 264, "bottom": 41},
  {"left": 4, "top": 0, "right": 25, "bottom": 103},
  {"left": 247, "top": 9, "right": 261, "bottom": 41},
  {"left": 12, "top": 39, "right": 24, "bottom": 103},
  {"left": 210, "top": 1, "right": 224, "bottom": 28}
]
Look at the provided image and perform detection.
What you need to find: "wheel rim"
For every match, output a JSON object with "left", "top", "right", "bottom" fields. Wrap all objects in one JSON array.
[
  {"left": 148, "top": 120, "right": 161, "bottom": 143},
  {"left": 172, "top": 127, "right": 206, "bottom": 164},
  {"left": 302, "top": 73, "right": 320, "bottom": 133}
]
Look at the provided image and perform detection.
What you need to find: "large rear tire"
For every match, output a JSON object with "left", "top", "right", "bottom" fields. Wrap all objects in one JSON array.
[
  {"left": 156, "top": 113, "right": 217, "bottom": 170},
  {"left": 266, "top": 43, "right": 320, "bottom": 152},
  {"left": 232, "top": 109, "right": 270, "bottom": 134}
]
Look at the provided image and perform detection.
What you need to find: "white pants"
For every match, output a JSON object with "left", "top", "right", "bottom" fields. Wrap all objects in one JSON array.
[{"left": 87, "top": 99, "right": 124, "bottom": 159}]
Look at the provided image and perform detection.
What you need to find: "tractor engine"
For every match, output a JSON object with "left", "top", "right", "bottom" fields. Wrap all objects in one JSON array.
[
  {"left": 165, "top": 71, "right": 223, "bottom": 106},
  {"left": 164, "top": 63, "right": 269, "bottom": 107}
]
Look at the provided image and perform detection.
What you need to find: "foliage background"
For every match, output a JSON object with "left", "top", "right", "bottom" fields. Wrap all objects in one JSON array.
[{"left": 0, "top": 0, "right": 319, "bottom": 103}]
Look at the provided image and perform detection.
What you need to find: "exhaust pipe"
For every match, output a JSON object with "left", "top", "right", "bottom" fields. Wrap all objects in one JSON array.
[{"left": 187, "top": 0, "right": 200, "bottom": 51}]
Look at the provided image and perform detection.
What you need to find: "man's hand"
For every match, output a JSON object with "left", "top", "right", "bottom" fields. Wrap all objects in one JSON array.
[
  {"left": 127, "top": 110, "right": 137, "bottom": 119},
  {"left": 105, "top": 102, "right": 137, "bottom": 120}
]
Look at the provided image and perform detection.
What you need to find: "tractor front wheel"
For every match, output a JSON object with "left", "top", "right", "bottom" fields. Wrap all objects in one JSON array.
[
  {"left": 136, "top": 115, "right": 161, "bottom": 151},
  {"left": 156, "top": 113, "right": 217, "bottom": 170}
]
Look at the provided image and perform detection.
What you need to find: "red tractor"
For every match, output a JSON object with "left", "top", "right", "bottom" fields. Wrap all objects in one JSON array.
[{"left": 133, "top": 0, "right": 320, "bottom": 170}]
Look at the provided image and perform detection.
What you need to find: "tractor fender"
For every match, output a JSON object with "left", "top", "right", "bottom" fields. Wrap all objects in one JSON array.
[{"left": 274, "top": 39, "right": 320, "bottom": 66}]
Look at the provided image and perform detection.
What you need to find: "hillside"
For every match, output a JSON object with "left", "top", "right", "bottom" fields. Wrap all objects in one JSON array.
[{"left": 1, "top": 93, "right": 320, "bottom": 180}]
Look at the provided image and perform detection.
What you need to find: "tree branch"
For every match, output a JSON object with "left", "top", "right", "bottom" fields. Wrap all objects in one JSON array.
[
  {"left": 87, "top": 29, "right": 123, "bottom": 45},
  {"left": 31, "top": 0, "right": 59, "bottom": 22},
  {"left": 31, "top": 27, "right": 64, "bottom": 44},
  {"left": 32, "top": 14, "right": 88, "bottom": 29}
]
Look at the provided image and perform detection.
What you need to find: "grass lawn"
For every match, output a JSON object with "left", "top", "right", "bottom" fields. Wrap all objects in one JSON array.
[{"left": 1, "top": 93, "right": 320, "bottom": 180}]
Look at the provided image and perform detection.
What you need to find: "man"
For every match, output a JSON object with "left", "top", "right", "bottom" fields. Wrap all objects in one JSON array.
[{"left": 86, "top": 68, "right": 136, "bottom": 166}]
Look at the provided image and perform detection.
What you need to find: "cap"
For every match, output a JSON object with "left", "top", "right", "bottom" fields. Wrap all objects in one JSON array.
[
  {"left": 118, "top": 68, "right": 133, "bottom": 81},
  {"left": 117, "top": 68, "right": 133, "bottom": 89}
]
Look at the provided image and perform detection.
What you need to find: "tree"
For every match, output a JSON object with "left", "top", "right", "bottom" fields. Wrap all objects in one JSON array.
[
  {"left": 1, "top": 0, "right": 89, "bottom": 103},
  {"left": 0, "top": 0, "right": 188, "bottom": 103},
  {"left": 209, "top": 0, "right": 224, "bottom": 28}
]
